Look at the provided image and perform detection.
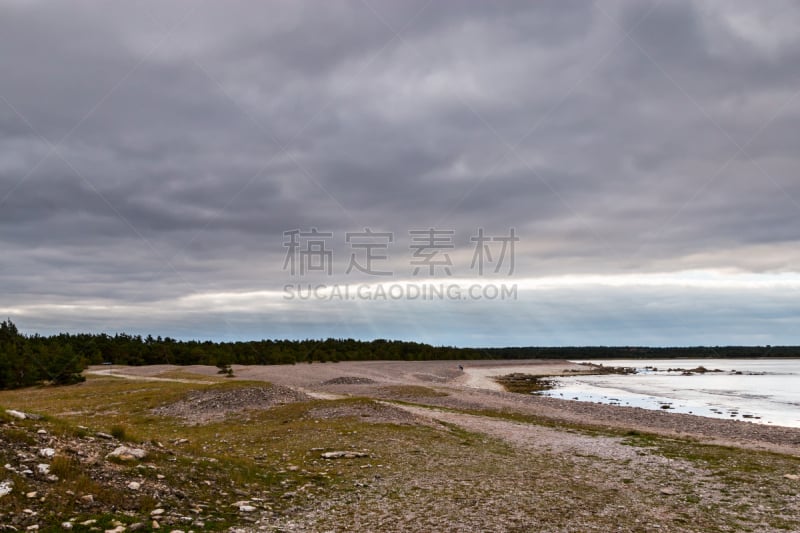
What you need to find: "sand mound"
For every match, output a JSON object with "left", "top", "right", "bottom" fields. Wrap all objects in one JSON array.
[{"left": 152, "top": 385, "right": 309, "bottom": 424}]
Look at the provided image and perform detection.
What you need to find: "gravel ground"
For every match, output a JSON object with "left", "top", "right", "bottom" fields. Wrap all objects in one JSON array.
[
  {"left": 93, "top": 360, "right": 800, "bottom": 453},
  {"left": 152, "top": 385, "right": 309, "bottom": 424},
  {"left": 412, "top": 387, "right": 800, "bottom": 455},
  {"left": 75, "top": 362, "right": 800, "bottom": 531}
]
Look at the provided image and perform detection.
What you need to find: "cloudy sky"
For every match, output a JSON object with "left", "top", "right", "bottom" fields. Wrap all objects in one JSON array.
[{"left": 2, "top": 0, "right": 800, "bottom": 346}]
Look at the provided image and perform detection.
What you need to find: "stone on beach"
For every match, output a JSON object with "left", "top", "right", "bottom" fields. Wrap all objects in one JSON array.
[
  {"left": 107, "top": 446, "right": 148, "bottom": 461},
  {"left": 321, "top": 451, "right": 370, "bottom": 459}
]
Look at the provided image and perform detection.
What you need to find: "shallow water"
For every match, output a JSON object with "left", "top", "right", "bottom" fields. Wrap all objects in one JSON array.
[{"left": 540, "top": 359, "right": 800, "bottom": 428}]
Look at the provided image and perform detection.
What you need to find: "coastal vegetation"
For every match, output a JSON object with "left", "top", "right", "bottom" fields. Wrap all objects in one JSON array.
[{"left": 1, "top": 319, "right": 798, "bottom": 391}]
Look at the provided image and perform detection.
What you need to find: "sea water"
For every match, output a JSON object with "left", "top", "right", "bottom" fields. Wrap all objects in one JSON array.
[{"left": 539, "top": 359, "right": 800, "bottom": 428}]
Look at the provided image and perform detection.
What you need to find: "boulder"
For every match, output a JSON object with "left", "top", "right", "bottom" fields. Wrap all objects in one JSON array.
[{"left": 107, "top": 446, "right": 148, "bottom": 461}]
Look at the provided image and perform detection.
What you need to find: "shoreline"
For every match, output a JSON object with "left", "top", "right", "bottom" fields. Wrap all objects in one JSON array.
[{"left": 87, "top": 360, "right": 800, "bottom": 455}]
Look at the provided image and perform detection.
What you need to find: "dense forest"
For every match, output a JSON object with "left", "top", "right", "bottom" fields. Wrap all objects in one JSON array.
[{"left": 0, "top": 319, "right": 797, "bottom": 390}]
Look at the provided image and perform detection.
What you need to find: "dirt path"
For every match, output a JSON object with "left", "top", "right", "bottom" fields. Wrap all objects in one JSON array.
[
  {"left": 385, "top": 401, "right": 653, "bottom": 462},
  {"left": 86, "top": 368, "right": 214, "bottom": 384}
]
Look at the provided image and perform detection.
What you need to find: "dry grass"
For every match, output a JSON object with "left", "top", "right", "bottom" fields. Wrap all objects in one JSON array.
[
  {"left": 155, "top": 369, "right": 225, "bottom": 382},
  {"left": 374, "top": 385, "right": 449, "bottom": 398}
]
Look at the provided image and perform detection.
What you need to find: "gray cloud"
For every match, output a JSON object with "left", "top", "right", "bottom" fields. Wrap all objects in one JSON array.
[{"left": 2, "top": 0, "right": 800, "bottom": 344}]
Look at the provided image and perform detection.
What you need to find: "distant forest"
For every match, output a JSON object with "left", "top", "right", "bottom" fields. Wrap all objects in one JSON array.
[{"left": 1, "top": 319, "right": 797, "bottom": 390}]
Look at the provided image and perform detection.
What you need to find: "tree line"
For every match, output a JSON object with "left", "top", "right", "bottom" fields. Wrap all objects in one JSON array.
[{"left": 1, "top": 319, "right": 797, "bottom": 390}]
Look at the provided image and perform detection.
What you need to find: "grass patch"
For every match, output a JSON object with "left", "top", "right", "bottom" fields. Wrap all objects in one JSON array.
[
  {"left": 2, "top": 427, "right": 37, "bottom": 445},
  {"left": 376, "top": 385, "right": 448, "bottom": 398},
  {"left": 109, "top": 424, "right": 128, "bottom": 441},
  {"left": 155, "top": 370, "right": 225, "bottom": 382},
  {"left": 49, "top": 455, "right": 81, "bottom": 480},
  {"left": 621, "top": 432, "right": 800, "bottom": 477},
  {"left": 0, "top": 407, "right": 16, "bottom": 424}
]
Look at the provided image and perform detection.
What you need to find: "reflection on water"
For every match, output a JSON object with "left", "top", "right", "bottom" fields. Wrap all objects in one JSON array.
[{"left": 539, "top": 359, "right": 800, "bottom": 428}]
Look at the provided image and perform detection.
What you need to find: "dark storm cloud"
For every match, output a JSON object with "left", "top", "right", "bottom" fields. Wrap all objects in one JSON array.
[{"left": 2, "top": 0, "right": 800, "bottom": 342}]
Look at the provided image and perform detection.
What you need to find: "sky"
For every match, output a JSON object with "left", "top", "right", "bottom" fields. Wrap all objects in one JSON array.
[{"left": 2, "top": 0, "right": 800, "bottom": 347}]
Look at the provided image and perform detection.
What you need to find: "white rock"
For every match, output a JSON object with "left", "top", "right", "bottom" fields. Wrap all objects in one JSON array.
[
  {"left": 127, "top": 481, "right": 141, "bottom": 491},
  {"left": 6, "top": 409, "right": 27, "bottom": 419},
  {"left": 150, "top": 508, "right": 165, "bottom": 516},
  {"left": 61, "top": 523, "right": 73, "bottom": 530},
  {"left": 107, "top": 446, "right": 148, "bottom": 461},
  {"left": 38, "top": 448, "right": 56, "bottom": 458},
  {"left": 321, "top": 451, "right": 369, "bottom": 459},
  {"left": 0, "top": 480, "right": 13, "bottom": 497},
  {"left": 26, "top": 491, "right": 37, "bottom": 498},
  {"left": 238, "top": 505, "right": 257, "bottom": 513},
  {"left": 26, "top": 525, "right": 38, "bottom": 531},
  {"left": 105, "top": 527, "right": 126, "bottom": 533},
  {"left": 36, "top": 464, "right": 50, "bottom": 475},
  {"left": 230, "top": 501, "right": 251, "bottom": 507}
]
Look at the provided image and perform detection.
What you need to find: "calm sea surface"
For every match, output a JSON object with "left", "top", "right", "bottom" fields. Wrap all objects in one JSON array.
[{"left": 540, "top": 359, "right": 800, "bottom": 428}]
